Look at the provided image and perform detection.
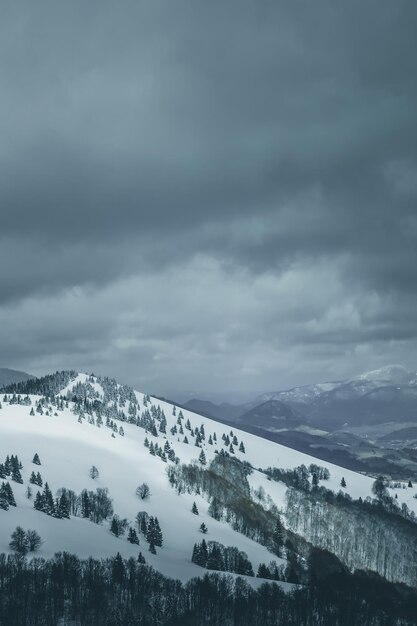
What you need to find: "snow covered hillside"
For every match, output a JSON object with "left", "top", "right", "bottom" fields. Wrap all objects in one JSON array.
[{"left": 1, "top": 371, "right": 417, "bottom": 586}]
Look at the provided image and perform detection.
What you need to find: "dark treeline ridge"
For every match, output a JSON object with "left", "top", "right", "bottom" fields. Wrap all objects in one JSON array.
[
  {"left": 0, "top": 551, "right": 417, "bottom": 625},
  {"left": 1, "top": 371, "right": 77, "bottom": 396}
]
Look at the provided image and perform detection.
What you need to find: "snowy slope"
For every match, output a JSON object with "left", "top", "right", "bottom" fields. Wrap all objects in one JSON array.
[{"left": 1, "top": 372, "right": 417, "bottom": 587}]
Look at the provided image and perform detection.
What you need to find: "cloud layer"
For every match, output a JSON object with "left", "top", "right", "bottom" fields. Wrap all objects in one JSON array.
[{"left": 1, "top": 1, "right": 416, "bottom": 397}]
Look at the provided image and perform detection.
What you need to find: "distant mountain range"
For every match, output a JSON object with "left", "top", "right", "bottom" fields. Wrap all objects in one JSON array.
[
  {"left": 0, "top": 367, "right": 33, "bottom": 388},
  {"left": 255, "top": 365, "right": 417, "bottom": 430},
  {"left": 184, "top": 365, "right": 417, "bottom": 478}
]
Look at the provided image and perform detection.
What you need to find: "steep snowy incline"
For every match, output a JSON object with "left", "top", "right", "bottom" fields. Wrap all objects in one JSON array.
[
  {"left": 0, "top": 393, "right": 289, "bottom": 585},
  {"left": 2, "top": 372, "right": 417, "bottom": 587}
]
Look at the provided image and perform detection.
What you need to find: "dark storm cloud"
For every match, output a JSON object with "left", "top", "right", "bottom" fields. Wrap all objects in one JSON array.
[{"left": 0, "top": 1, "right": 416, "bottom": 392}]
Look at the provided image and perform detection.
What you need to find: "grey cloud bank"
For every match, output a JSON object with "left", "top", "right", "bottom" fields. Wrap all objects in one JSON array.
[{"left": 0, "top": 1, "right": 416, "bottom": 396}]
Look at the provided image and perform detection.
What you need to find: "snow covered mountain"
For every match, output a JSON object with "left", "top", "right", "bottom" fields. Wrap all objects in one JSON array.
[
  {"left": 254, "top": 365, "right": 417, "bottom": 429},
  {"left": 1, "top": 370, "right": 417, "bottom": 592}
]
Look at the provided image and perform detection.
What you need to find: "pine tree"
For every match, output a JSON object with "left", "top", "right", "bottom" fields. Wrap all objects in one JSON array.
[
  {"left": 137, "top": 552, "right": 146, "bottom": 564},
  {"left": 127, "top": 527, "right": 140, "bottom": 545},
  {"left": 239, "top": 441, "right": 245, "bottom": 453},
  {"left": 81, "top": 490, "right": 91, "bottom": 518},
  {"left": 341, "top": 477, "right": 347, "bottom": 488},
  {"left": 199, "top": 523, "right": 208, "bottom": 534},
  {"left": 408, "top": 480, "right": 413, "bottom": 488},
  {"left": 207, "top": 544, "right": 224, "bottom": 570},
  {"left": 110, "top": 516, "right": 119, "bottom": 537},
  {"left": 3, "top": 482, "right": 16, "bottom": 507},
  {"left": 149, "top": 541, "right": 156, "bottom": 554},
  {"left": 192, "top": 501, "right": 199, "bottom": 515},
  {"left": 0, "top": 485, "right": 9, "bottom": 511},
  {"left": 257, "top": 563, "right": 271, "bottom": 579},
  {"left": 32, "top": 453, "right": 41, "bottom": 465},
  {"left": 42, "top": 483, "right": 56, "bottom": 516},
  {"left": 57, "top": 492, "right": 70, "bottom": 519},
  {"left": 154, "top": 517, "right": 163, "bottom": 547},
  {"left": 11, "top": 466, "right": 23, "bottom": 484},
  {"left": 272, "top": 517, "right": 284, "bottom": 556},
  {"left": 34, "top": 491, "right": 44, "bottom": 512},
  {"left": 198, "top": 449, "right": 207, "bottom": 466}
]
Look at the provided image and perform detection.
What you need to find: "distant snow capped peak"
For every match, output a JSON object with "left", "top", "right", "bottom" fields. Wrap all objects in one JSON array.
[{"left": 351, "top": 365, "right": 411, "bottom": 384}]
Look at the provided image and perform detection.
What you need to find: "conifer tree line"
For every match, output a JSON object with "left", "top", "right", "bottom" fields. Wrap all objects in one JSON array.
[
  {"left": 33, "top": 484, "right": 114, "bottom": 524},
  {"left": 1, "top": 370, "right": 78, "bottom": 396},
  {"left": 191, "top": 540, "right": 254, "bottom": 576},
  {"left": 1, "top": 393, "right": 31, "bottom": 406}
]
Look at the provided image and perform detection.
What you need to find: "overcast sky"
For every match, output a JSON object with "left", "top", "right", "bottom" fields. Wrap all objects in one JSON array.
[{"left": 0, "top": 1, "right": 416, "bottom": 399}]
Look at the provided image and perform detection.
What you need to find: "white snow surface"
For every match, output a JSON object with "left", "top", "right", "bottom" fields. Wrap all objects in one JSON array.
[{"left": 1, "top": 373, "right": 417, "bottom": 587}]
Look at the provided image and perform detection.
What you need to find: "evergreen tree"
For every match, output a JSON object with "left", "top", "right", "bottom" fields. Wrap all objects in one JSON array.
[
  {"left": 149, "top": 541, "right": 156, "bottom": 554},
  {"left": 11, "top": 466, "right": 23, "bottom": 484},
  {"left": 408, "top": 480, "right": 413, "bottom": 488},
  {"left": 127, "top": 527, "right": 140, "bottom": 545},
  {"left": 257, "top": 563, "right": 271, "bottom": 579},
  {"left": 0, "top": 486, "right": 9, "bottom": 511},
  {"left": 341, "top": 477, "right": 347, "bottom": 488},
  {"left": 198, "top": 449, "right": 207, "bottom": 466},
  {"left": 42, "top": 483, "right": 56, "bottom": 516},
  {"left": 34, "top": 491, "right": 44, "bottom": 512},
  {"left": 110, "top": 516, "right": 120, "bottom": 537},
  {"left": 199, "top": 523, "right": 208, "bottom": 534},
  {"left": 81, "top": 490, "right": 91, "bottom": 518},
  {"left": 272, "top": 517, "right": 284, "bottom": 556},
  {"left": 3, "top": 482, "right": 16, "bottom": 507},
  {"left": 137, "top": 551, "right": 146, "bottom": 564},
  {"left": 192, "top": 501, "right": 199, "bottom": 515},
  {"left": 32, "top": 453, "right": 41, "bottom": 465},
  {"left": 207, "top": 544, "right": 224, "bottom": 570},
  {"left": 57, "top": 492, "right": 70, "bottom": 519}
]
